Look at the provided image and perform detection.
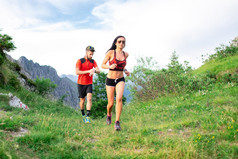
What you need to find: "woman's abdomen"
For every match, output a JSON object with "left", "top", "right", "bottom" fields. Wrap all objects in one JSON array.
[{"left": 107, "top": 71, "right": 124, "bottom": 79}]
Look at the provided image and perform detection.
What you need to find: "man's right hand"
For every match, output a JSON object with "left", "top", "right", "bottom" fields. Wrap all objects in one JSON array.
[{"left": 89, "top": 69, "right": 95, "bottom": 76}]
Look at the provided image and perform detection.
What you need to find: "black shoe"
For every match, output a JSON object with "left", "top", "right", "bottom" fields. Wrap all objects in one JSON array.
[
  {"left": 114, "top": 121, "right": 121, "bottom": 131},
  {"left": 106, "top": 115, "right": 111, "bottom": 125}
]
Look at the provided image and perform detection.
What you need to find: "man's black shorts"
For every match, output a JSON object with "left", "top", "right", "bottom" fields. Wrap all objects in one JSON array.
[{"left": 78, "top": 84, "right": 93, "bottom": 98}]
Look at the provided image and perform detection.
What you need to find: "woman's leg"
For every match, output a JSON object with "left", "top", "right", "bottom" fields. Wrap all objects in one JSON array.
[
  {"left": 115, "top": 81, "right": 125, "bottom": 121},
  {"left": 106, "top": 86, "right": 115, "bottom": 116}
]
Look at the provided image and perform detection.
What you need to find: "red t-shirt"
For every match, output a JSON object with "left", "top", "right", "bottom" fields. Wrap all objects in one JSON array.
[{"left": 76, "top": 57, "right": 98, "bottom": 85}]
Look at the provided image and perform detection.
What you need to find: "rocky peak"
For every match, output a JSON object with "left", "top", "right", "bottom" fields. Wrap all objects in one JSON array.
[{"left": 17, "top": 56, "right": 78, "bottom": 108}]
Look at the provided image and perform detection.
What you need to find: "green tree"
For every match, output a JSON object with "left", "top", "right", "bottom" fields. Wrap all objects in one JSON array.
[
  {"left": 0, "top": 31, "right": 17, "bottom": 86},
  {"left": 128, "top": 56, "right": 159, "bottom": 100},
  {"left": 0, "top": 30, "right": 16, "bottom": 65},
  {"left": 91, "top": 72, "right": 108, "bottom": 118},
  {"left": 128, "top": 53, "right": 195, "bottom": 101},
  {"left": 167, "top": 51, "right": 192, "bottom": 74},
  {"left": 35, "top": 77, "right": 57, "bottom": 96}
]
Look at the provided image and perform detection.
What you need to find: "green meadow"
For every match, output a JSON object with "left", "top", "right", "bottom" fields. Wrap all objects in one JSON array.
[
  {"left": 0, "top": 81, "right": 237, "bottom": 158},
  {"left": 0, "top": 33, "right": 238, "bottom": 158}
]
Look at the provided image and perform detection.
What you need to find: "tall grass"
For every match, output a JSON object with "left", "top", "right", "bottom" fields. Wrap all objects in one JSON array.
[{"left": 0, "top": 82, "right": 237, "bottom": 158}]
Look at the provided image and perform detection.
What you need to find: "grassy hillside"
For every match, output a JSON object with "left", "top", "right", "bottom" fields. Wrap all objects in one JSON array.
[
  {"left": 0, "top": 37, "right": 238, "bottom": 158},
  {"left": 192, "top": 55, "right": 238, "bottom": 76},
  {"left": 0, "top": 80, "right": 237, "bottom": 158},
  {"left": 0, "top": 64, "right": 237, "bottom": 159}
]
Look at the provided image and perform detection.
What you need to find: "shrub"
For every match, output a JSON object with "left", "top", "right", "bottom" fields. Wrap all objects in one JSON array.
[
  {"left": 10, "top": 62, "right": 21, "bottom": 72},
  {"left": 18, "top": 73, "right": 37, "bottom": 89},
  {"left": 219, "top": 72, "right": 238, "bottom": 84},
  {"left": 129, "top": 53, "right": 195, "bottom": 100},
  {"left": 27, "top": 79, "right": 37, "bottom": 88},
  {"left": 0, "top": 71, "right": 6, "bottom": 87},
  {"left": 20, "top": 73, "right": 28, "bottom": 80},
  {"left": 128, "top": 52, "right": 220, "bottom": 101},
  {"left": 35, "top": 77, "right": 57, "bottom": 96},
  {"left": 57, "top": 94, "right": 67, "bottom": 105},
  {"left": 0, "top": 53, "right": 4, "bottom": 66},
  {"left": 205, "top": 43, "right": 238, "bottom": 62},
  {"left": 7, "top": 74, "right": 21, "bottom": 90},
  {"left": 91, "top": 72, "right": 109, "bottom": 118},
  {"left": 91, "top": 99, "right": 107, "bottom": 118}
]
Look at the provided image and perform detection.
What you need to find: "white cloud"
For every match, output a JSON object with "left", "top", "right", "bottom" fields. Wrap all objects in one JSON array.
[
  {"left": 0, "top": 0, "right": 53, "bottom": 30},
  {"left": 47, "top": 0, "right": 87, "bottom": 14},
  {"left": 92, "top": 0, "right": 238, "bottom": 68},
  {"left": 7, "top": 29, "right": 114, "bottom": 75},
  {"left": 1, "top": 0, "right": 238, "bottom": 75}
]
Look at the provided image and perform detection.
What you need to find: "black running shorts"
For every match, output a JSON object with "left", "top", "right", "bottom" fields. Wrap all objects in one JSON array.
[
  {"left": 106, "top": 77, "right": 125, "bottom": 87},
  {"left": 78, "top": 84, "right": 93, "bottom": 98}
]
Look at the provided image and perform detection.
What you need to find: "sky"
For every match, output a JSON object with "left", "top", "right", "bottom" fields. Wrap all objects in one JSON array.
[{"left": 1, "top": 0, "right": 238, "bottom": 75}]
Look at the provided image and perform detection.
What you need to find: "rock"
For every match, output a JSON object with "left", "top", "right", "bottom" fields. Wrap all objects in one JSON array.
[
  {"left": 9, "top": 95, "right": 29, "bottom": 110},
  {"left": 10, "top": 127, "right": 28, "bottom": 137},
  {"left": 0, "top": 93, "right": 29, "bottom": 110},
  {"left": 0, "top": 92, "right": 13, "bottom": 97}
]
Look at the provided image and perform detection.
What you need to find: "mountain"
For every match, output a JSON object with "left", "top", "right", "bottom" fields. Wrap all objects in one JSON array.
[
  {"left": 61, "top": 74, "right": 78, "bottom": 83},
  {"left": 17, "top": 56, "right": 79, "bottom": 108}
]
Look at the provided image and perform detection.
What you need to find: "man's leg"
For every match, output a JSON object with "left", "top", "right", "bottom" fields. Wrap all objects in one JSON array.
[
  {"left": 78, "top": 84, "right": 86, "bottom": 117},
  {"left": 84, "top": 92, "right": 92, "bottom": 123},
  {"left": 86, "top": 93, "right": 92, "bottom": 116},
  {"left": 80, "top": 97, "right": 85, "bottom": 115},
  {"left": 79, "top": 98, "right": 86, "bottom": 122}
]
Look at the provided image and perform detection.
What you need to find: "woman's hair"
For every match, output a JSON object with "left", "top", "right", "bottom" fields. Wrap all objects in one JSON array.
[{"left": 107, "top": 35, "right": 126, "bottom": 53}]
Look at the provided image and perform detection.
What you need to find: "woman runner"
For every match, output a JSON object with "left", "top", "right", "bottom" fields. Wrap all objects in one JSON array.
[{"left": 101, "top": 35, "right": 130, "bottom": 131}]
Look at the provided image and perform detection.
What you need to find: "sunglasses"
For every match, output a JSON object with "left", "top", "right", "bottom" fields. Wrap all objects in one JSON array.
[
  {"left": 117, "top": 40, "right": 125, "bottom": 44},
  {"left": 87, "top": 46, "right": 94, "bottom": 50}
]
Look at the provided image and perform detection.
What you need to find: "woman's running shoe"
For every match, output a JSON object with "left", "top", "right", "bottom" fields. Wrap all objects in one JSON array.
[
  {"left": 114, "top": 121, "right": 121, "bottom": 131},
  {"left": 106, "top": 115, "right": 111, "bottom": 125}
]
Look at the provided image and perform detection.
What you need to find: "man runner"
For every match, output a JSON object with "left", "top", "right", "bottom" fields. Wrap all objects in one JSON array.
[{"left": 76, "top": 46, "right": 100, "bottom": 123}]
